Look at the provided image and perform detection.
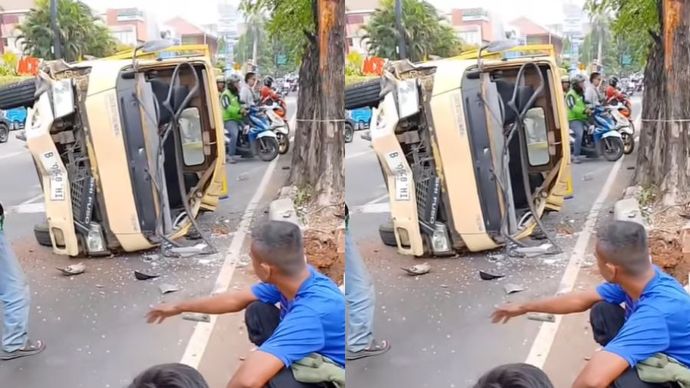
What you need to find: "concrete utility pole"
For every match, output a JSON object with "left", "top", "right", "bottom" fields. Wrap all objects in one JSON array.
[
  {"left": 395, "top": 0, "right": 407, "bottom": 59},
  {"left": 50, "top": 0, "right": 61, "bottom": 58}
]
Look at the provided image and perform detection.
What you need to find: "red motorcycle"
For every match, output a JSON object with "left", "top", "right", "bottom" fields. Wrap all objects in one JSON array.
[{"left": 607, "top": 94, "right": 632, "bottom": 118}]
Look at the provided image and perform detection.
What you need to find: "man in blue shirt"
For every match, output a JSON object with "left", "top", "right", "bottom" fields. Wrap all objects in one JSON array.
[
  {"left": 147, "top": 220, "right": 345, "bottom": 388},
  {"left": 491, "top": 221, "right": 690, "bottom": 388}
]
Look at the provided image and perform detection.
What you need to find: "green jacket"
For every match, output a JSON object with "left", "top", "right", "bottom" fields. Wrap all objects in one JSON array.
[
  {"left": 637, "top": 353, "right": 690, "bottom": 387},
  {"left": 291, "top": 353, "right": 345, "bottom": 388},
  {"left": 566, "top": 88, "right": 588, "bottom": 122},
  {"left": 220, "top": 89, "right": 242, "bottom": 122}
]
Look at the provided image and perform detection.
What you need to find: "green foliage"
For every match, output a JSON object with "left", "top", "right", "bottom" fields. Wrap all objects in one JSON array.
[
  {"left": 240, "top": 0, "right": 310, "bottom": 70},
  {"left": 362, "top": 0, "right": 463, "bottom": 62},
  {"left": 345, "top": 52, "right": 364, "bottom": 76},
  {"left": 584, "top": 0, "right": 658, "bottom": 71},
  {"left": 17, "top": 0, "right": 116, "bottom": 62}
]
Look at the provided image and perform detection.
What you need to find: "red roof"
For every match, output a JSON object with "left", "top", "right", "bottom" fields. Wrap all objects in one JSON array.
[
  {"left": 164, "top": 17, "right": 207, "bottom": 36},
  {"left": 509, "top": 17, "right": 552, "bottom": 36}
]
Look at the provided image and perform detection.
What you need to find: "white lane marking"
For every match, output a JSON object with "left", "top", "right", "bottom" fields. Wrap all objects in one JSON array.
[
  {"left": 346, "top": 149, "right": 373, "bottom": 160},
  {"left": 352, "top": 202, "right": 390, "bottom": 214},
  {"left": 23, "top": 193, "right": 44, "bottom": 204},
  {"left": 525, "top": 155, "right": 625, "bottom": 368},
  {"left": 7, "top": 202, "right": 45, "bottom": 215},
  {"left": 0, "top": 150, "right": 25, "bottom": 160},
  {"left": 180, "top": 133, "right": 282, "bottom": 368},
  {"left": 366, "top": 193, "right": 389, "bottom": 206}
]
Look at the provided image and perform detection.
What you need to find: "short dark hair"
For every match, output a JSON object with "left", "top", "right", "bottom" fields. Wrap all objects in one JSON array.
[
  {"left": 245, "top": 72, "right": 256, "bottom": 83},
  {"left": 596, "top": 221, "right": 650, "bottom": 276},
  {"left": 474, "top": 363, "right": 554, "bottom": 388},
  {"left": 251, "top": 221, "right": 305, "bottom": 276},
  {"left": 590, "top": 72, "right": 601, "bottom": 83},
  {"left": 129, "top": 363, "right": 208, "bottom": 388}
]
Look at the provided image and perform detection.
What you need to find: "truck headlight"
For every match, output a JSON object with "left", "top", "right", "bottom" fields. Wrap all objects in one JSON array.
[
  {"left": 51, "top": 79, "right": 75, "bottom": 119},
  {"left": 396, "top": 79, "right": 419, "bottom": 119},
  {"left": 431, "top": 223, "right": 452, "bottom": 255},
  {"left": 86, "top": 223, "right": 106, "bottom": 254}
]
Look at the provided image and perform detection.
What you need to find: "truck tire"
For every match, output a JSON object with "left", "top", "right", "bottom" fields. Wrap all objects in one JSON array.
[
  {"left": 0, "top": 79, "right": 37, "bottom": 110},
  {"left": 345, "top": 79, "right": 382, "bottom": 110},
  {"left": 379, "top": 223, "right": 397, "bottom": 247},
  {"left": 0, "top": 122, "right": 8, "bottom": 143},
  {"left": 34, "top": 224, "right": 52, "bottom": 247}
]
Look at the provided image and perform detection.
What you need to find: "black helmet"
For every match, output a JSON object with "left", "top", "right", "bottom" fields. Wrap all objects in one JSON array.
[
  {"left": 263, "top": 76, "right": 274, "bottom": 87},
  {"left": 609, "top": 76, "right": 619, "bottom": 87}
]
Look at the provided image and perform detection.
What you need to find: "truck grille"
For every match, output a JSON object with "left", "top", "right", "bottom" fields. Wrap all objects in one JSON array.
[
  {"left": 409, "top": 136, "right": 440, "bottom": 225},
  {"left": 65, "top": 140, "right": 95, "bottom": 230}
]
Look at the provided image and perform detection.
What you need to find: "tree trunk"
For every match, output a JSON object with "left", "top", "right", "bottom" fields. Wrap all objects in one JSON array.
[
  {"left": 290, "top": 0, "right": 345, "bottom": 210},
  {"left": 251, "top": 27, "right": 259, "bottom": 66},
  {"left": 635, "top": 0, "right": 690, "bottom": 206},
  {"left": 596, "top": 29, "right": 603, "bottom": 65},
  {"left": 289, "top": 0, "right": 345, "bottom": 281}
]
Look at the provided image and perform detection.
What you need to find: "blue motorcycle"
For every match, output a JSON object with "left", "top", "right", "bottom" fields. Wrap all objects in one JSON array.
[
  {"left": 570, "top": 106, "right": 624, "bottom": 162},
  {"left": 226, "top": 106, "right": 279, "bottom": 162}
]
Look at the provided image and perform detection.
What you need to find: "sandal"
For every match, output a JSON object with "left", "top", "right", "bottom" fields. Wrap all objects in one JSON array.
[
  {"left": 346, "top": 339, "right": 390, "bottom": 360},
  {"left": 0, "top": 339, "right": 46, "bottom": 360}
]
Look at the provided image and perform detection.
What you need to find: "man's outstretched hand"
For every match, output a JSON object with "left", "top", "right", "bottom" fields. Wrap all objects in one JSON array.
[
  {"left": 147, "top": 303, "right": 182, "bottom": 324},
  {"left": 491, "top": 303, "right": 527, "bottom": 324}
]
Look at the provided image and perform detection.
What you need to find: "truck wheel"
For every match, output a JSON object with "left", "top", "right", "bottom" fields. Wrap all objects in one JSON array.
[
  {"left": 0, "top": 79, "right": 37, "bottom": 110},
  {"left": 344, "top": 122, "right": 354, "bottom": 143},
  {"left": 34, "top": 224, "right": 52, "bottom": 247},
  {"left": 0, "top": 122, "right": 8, "bottom": 143},
  {"left": 345, "top": 79, "right": 382, "bottom": 110},
  {"left": 379, "top": 223, "right": 397, "bottom": 247}
]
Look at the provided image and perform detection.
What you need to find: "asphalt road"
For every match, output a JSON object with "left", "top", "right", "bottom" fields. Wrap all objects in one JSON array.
[
  {"left": 0, "top": 97, "right": 296, "bottom": 388},
  {"left": 345, "top": 97, "right": 642, "bottom": 387}
]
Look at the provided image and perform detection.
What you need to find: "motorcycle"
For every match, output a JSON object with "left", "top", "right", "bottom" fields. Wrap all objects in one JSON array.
[
  {"left": 262, "top": 102, "right": 291, "bottom": 154},
  {"left": 570, "top": 106, "right": 624, "bottom": 162},
  {"left": 225, "top": 106, "right": 279, "bottom": 162},
  {"left": 607, "top": 100, "right": 635, "bottom": 154}
]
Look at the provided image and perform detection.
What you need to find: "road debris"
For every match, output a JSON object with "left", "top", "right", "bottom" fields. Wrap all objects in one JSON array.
[
  {"left": 479, "top": 271, "right": 505, "bottom": 281},
  {"left": 134, "top": 271, "right": 160, "bottom": 281},
  {"left": 401, "top": 263, "right": 431, "bottom": 276},
  {"left": 527, "top": 313, "right": 555, "bottom": 323},
  {"left": 182, "top": 313, "right": 211, "bottom": 323},
  {"left": 57, "top": 263, "right": 86, "bottom": 276},
  {"left": 583, "top": 173, "right": 593, "bottom": 181},
  {"left": 237, "top": 173, "right": 249, "bottom": 181},
  {"left": 168, "top": 243, "right": 207, "bottom": 257},
  {"left": 511, "top": 243, "right": 553, "bottom": 258},
  {"left": 159, "top": 283, "right": 181, "bottom": 294},
  {"left": 504, "top": 283, "right": 525, "bottom": 295}
]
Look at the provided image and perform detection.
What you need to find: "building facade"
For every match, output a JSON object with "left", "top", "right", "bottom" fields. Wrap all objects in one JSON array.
[
  {"left": 0, "top": 0, "right": 36, "bottom": 55},
  {"left": 104, "top": 8, "right": 159, "bottom": 47},
  {"left": 447, "top": 8, "right": 502, "bottom": 47},
  {"left": 345, "top": 0, "right": 381, "bottom": 54}
]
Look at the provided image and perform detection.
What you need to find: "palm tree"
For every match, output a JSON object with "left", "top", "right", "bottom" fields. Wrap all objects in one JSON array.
[
  {"left": 16, "top": 0, "right": 115, "bottom": 62},
  {"left": 362, "top": 0, "right": 461, "bottom": 62}
]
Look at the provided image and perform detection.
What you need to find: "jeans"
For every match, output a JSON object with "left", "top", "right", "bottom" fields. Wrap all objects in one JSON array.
[
  {"left": 590, "top": 302, "right": 676, "bottom": 388},
  {"left": 344, "top": 228, "right": 375, "bottom": 352},
  {"left": 244, "top": 302, "right": 325, "bottom": 388},
  {"left": 224, "top": 120, "right": 240, "bottom": 157},
  {"left": 570, "top": 120, "right": 585, "bottom": 158},
  {"left": 0, "top": 230, "right": 30, "bottom": 352}
]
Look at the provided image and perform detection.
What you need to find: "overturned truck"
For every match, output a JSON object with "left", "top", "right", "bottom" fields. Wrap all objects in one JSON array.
[
  {"left": 347, "top": 44, "right": 573, "bottom": 257},
  {"left": 0, "top": 45, "right": 226, "bottom": 257}
]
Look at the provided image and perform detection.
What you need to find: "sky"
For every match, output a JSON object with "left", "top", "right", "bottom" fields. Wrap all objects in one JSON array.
[
  {"left": 82, "top": 0, "right": 241, "bottom": 26},
  {"left": 81, "top": 0, "right": 586, "bottom": 29}
]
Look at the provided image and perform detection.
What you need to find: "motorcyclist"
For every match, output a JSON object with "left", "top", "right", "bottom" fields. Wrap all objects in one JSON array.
[
  {"left": 260, "top": 76, "right": 280, "bottom": 102},
  {"left": 585, "top": 72, "right": 603, "bottom": 108},
  {"left": 240, "top": 72, "right": 258, "bottom": 110},
  {"left": 259, "top": 76, "right": 287, "bottom": 116},
  {"left": 606, "top": 76, "right": 625, "bottom": 103},
  {"left": 566, "top": 74, "right": 591, "bottom": 164},
  {"left": 221, "top": 74, "right": 244, "bottom": 164}
]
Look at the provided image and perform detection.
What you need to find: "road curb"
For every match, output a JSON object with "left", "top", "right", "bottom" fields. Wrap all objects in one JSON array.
[
  {"left": 268, "top": 186, "right": 304, "bottom": 229},
  {"left": 614, "top": 186, "right": 648, "bottom": 230}
]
